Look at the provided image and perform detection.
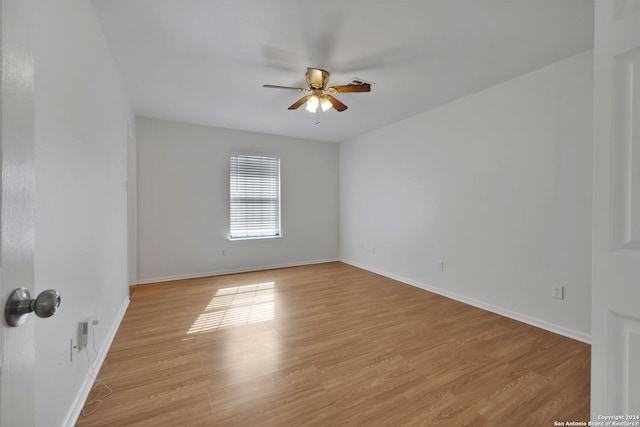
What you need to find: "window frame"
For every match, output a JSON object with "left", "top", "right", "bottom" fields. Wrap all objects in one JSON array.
[{"left": 229, "top": 152, "right": 282, "bottom": 241}]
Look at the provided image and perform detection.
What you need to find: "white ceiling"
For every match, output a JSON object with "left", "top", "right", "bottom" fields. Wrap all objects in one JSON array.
[{"left": 92, "top": 0, "right": 594, "bottom": 143}]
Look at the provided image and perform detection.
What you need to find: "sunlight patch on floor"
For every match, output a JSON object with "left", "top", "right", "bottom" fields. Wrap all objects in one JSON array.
[{"left": 188, "top": 282, "right": 275, "bottom": 333}]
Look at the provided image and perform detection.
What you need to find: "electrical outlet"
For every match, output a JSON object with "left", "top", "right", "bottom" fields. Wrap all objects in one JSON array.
[
  {"left": 435, "top": 261, "right": 444, "bottom": 272},
  {"left": 552, "top": 284, "right": 564, "bottom": 300}
]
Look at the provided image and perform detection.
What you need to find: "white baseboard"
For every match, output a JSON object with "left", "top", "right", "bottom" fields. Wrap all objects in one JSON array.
[
  {"left": 65, "top": 296, "right": 130, "bottom": 427},
  {"left": 341, "top": 258, "right": 591, "bottom": 345},
  {"left": 136, "top": 258, "right": 340, "bottom": 285}
]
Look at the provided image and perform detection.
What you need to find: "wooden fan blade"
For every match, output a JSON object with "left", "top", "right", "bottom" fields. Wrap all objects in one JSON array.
[
  {"left": 326, "top": 95, "right": 348, "bottom": 112},
  {"left": 327, "top": 83, "right": 371, "bottom": 93},
  {"left": 288, "top": 95, "right": 312, "bottom": 110},
  {"left": 263, "top": 85, "right": 308, "bottom": 92}
]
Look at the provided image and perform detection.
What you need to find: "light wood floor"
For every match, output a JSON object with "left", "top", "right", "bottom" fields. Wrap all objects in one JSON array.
[{"left": 76, "top": 262, "right": 590, "bottom": 426}]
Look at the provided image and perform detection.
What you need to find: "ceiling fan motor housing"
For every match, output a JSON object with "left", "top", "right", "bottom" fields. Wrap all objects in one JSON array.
[{"left": 306, "top": 68, "right": 330, "bottom": 89}]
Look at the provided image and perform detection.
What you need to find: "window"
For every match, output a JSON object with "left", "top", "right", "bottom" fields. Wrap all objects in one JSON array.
[{"left": 230, "top": 153, "right": 281, "bottom": 239}]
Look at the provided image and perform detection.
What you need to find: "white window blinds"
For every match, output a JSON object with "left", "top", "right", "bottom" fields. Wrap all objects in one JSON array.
[{"left": 230, "top": 153, "right": 281, "bottom": 239}]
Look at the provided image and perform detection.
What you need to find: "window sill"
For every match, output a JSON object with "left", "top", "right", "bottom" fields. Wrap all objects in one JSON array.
[{"left": 228, "top": 235, "right": 283, "bottom": 242}]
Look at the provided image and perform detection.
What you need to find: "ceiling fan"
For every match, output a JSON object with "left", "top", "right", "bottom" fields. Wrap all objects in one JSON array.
[{"left": 263, "top": 67, "right": 371, "bottom": 113}]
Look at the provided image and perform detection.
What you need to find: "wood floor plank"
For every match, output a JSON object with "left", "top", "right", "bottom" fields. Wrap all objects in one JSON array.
[{"left": 76, "top": 262, "right": 590, "bottom": 426}]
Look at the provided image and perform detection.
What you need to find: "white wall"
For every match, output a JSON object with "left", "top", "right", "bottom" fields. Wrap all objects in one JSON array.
[
  {"left": 33, "top": 0, "right": 133, "bottom": 425},
  {"left": 136, "top": 117, "right": 339, "bottom": 283},
  {"left": 340, "top": 51, "right": 593, "bottom": 341}
]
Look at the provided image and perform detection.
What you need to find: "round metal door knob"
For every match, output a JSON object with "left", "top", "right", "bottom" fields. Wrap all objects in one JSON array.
[{"left": 5, "top": 288, "right": 61, "bottom": 327}]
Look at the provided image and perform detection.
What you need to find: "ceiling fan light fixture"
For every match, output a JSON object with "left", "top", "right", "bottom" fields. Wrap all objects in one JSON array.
[
  {"left": 264, "top": 67, "right": 370, "bottom": 113},
  {"left": 305, "top": 95, "right": 319, "bottom": 113},
  {"left": 320, "top": 96, "right": 332, "bottom": 112}
]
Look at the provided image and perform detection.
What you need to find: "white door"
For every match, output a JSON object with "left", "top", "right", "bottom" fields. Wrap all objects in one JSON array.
[
  {"left": 0, "top": 0, "right": 36, "bottom": 426},
  {"left": 592, "top": 0, "right": 640, "bottom": 418}
]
